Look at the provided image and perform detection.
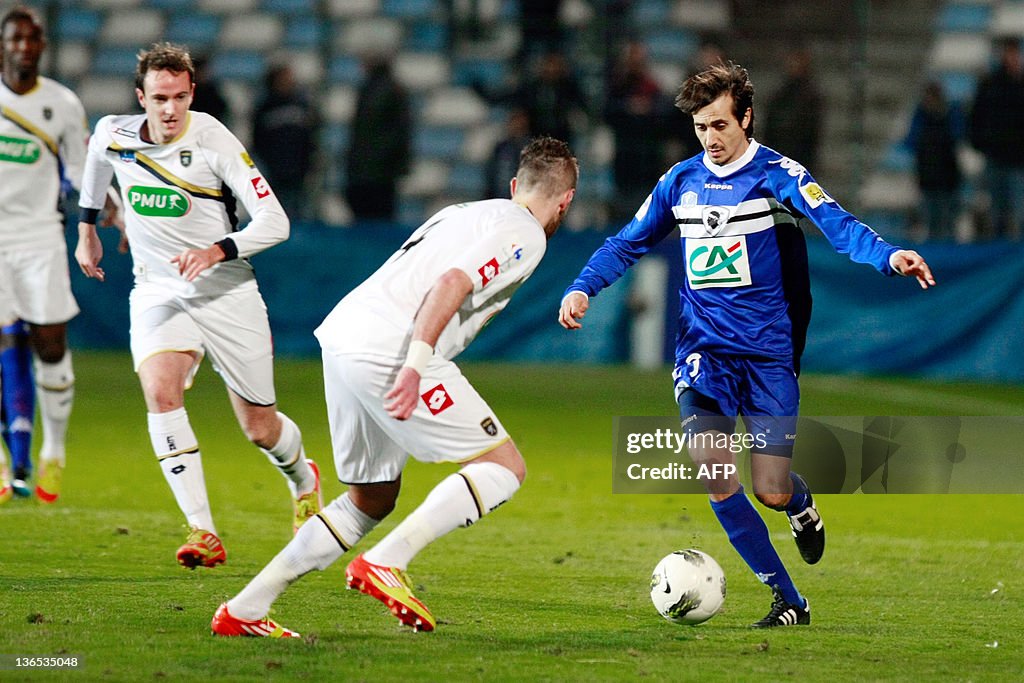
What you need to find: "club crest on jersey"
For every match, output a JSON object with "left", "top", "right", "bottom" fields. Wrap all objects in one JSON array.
[
  {"left": 43, "top": 106, "right": 52, "bottom": 120},
  {"left": 481, "top": 417, "right": 498, "bottom": 436},
  {"left": 701, "top": 206, "right": 732, "bottom": 236},
  {"left": 251, "top": 176, "right": 270, "bottom": 198},
  {"left": 421, "top": 384, "right": 454, "bottom": 416},
  {"left": 681, "top": 191, "right": 698, "bottom": 207},
  {"left": 180, "top": 149, "right": 192, "bottom": 167},
  {"left": 479, "top": 257, "right": 500, "bottom": 287}
]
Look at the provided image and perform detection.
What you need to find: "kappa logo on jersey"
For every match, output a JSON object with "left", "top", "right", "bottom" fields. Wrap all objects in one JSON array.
[
  {"left": 0, "top": 135, "right": 40, "bottom": 164},
  {"left": 421, "top": 384, "right": 454, "bottom": 415},
  {"left": 685, "top": 235, "right": 752, "bottom": 289},
  {"left": 478, "top": 258, "right": 500, "bottom": 287},
  {"left": 701, "top": 206, "right": 732, "bottom": 236},
  {"left": 126, "top": 185, "right": 192, "bottom": 217},
  {"left": 251, "top": 176, "right": 270, "bottom": 198},
  {"left": 180, "top": 150, "right": 192, "bottom": 167},
  {"left": 112, "top": 126, "right": 137, "bottom": 139}
]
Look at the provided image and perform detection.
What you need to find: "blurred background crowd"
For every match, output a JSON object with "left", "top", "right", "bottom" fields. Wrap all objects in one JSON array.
[{"left": 34, "top": 0, "right": 1024, "bottom": 240}]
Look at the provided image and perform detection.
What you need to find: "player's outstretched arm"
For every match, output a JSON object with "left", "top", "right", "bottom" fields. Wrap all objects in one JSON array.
[
  {"left": 890, "top": 249, "right": 937, "bottom": 289},
  {"left": 385, "top": 268, "right": 474, "bottom": 420},
  {"left": 75, "top": 222, "right": 105, "bottom": 282},
  {"left": 558, "top": 291, "right": 589, "bottom": 330}
]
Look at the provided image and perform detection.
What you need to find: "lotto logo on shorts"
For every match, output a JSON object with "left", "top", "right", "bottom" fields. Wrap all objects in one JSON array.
[
  {"left": 478, "top": 258, "right": 500, "bottom": 287},
  {"left": 251, "top": 176, "right": 271, "bottom": 198},
  {"left": 421, "top": 384, "right": 454, "bottom": 415}
]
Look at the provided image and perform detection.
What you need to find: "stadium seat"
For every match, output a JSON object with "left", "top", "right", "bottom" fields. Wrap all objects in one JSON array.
[
  {"left": 146, "top": 0, "right": 196, "bottom": 10},
  {"left": 929, "top": 33, "right": 990, "bottom": 72},
  {"left": 284, "top": 15, "right": 325, "bottom": 49},
  {"left": 938, "top": 70, "right": 978, "bottom": 103},
  {"left": 197, "top": 0, "right": 258, "bottom": 13},
  {"left": 879, "top": 144, "right": 915, "bottom": 173},
  {"left": 394, "top": 52, "right": 449, "bottom": 91},
  {"left": 992, "top": 1, "right": 1024, "bottom": 36},
  {"left": 263, "top": 0, "right": 316, "bottom": 12},
  {"left": 336, "top": 17, "right": 403, "bottom": 55},
  {"left": 323, "top": 84, "right": 357, "bottom": 123},
  {"left": 632, "top": 0, "right": 671, "bottom": 27},
  {"left": 407, "top": 21, "right": 448, "bottom": 52},
  {"left": 211, "top": 50, "right": 267, "bottom": 82},
  {"left": 451, "top": 59, "right": 509, "bottom": 88},
  {"left": 421, "top": 87, "right": 488, "bottom": 127},
  {"left": 396, "top": 196, "right": 427, "bottom": 227},
  {"left": 328, "top": 55, "right": 363, "bottom": 85},
  {"left": 461, "top": 122, "right": 502, "bottom": 163},
  {"left": 446, "top": 161, "right": 483, "bottom": 198},
  {"left": 937, "top": 3, "right": 993, "bottom": 32},
  {"left": 400, "top": 158, "right": 449, "bottom": 197},
  {"left": 78, "top": 75, "right": 137, "bottom": 116},
  {"left": 220, "top": 14, "right": 284, "bottom": 51},
  {"left": 671, "top": 0, "right": 732, "bottom": 31},
  {"left": 284, "top": 51, "right": 324, "bottom": 85},
  {"left": 321, "top": 123, "right": 351, "bottom": 156},
  {"left": 326, "top": 0, "right": 380, "bottom": 19},
  {"left": 54, "top": 8, "right": 102, "bottom": 42},
  {"left": 83, "top": 0, "right": 142, "bottom": 8},
  {"left": 54, "top": 42, "right": 93, "bottom": 81},
  {"left": 645, "top": 28, "right": 699, "bottom": 62},
  {"left": 413, "top": 126, "right": 464, "bottom": 160},
  {"left": 100, "top": 9, "right": 165, "bottom": 46},
  {"left": 383, "top": 0, "right": 440, "bottom": 20},
  {"left": 91, "top": 46, "right": 143, "bottom": 77},
  {"left": 164, "top": 13, "right": 222, "bottom": 49}
]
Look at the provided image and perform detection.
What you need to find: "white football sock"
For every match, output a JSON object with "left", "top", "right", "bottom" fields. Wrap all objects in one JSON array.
[
  {"left": 259, "top": 412, "right": 315, "bottom": 497},
  {"left": 148, "top": 408, "right": 215, "bottom": 533},
  {"left": 229, "top": 493, "right": 377, "bottom": 620},
  {"left": 364, "top": 461, "right": 520, "bottom": 569},
  {"left": 34, "top": 352, "right": 74, "bottom": 466}
]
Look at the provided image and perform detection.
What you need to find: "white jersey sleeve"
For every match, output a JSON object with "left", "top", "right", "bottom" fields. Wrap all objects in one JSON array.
[
  {"left": 58, "top": 88, "right": 88, "bottom": 192},
  {"left": 79, "top": 116, "right": 116, "bottom": 212},
  {"left": 196, "top": 123, "right": 289, "bottom": 259}
]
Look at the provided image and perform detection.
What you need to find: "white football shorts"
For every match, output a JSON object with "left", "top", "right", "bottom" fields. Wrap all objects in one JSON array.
[
  {"left": 129, "top": 281, "right": 276, "bottom": 405},
  {"left": 321, "top": 350, "right": 511, "bottom": 484},
  {"left": 0, "top": 244, "right": 79, "bottom": 326}
]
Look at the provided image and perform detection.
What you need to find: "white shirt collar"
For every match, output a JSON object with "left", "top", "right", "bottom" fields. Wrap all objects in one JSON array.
[{"left": 702, "top": 139, "right": 760, "bottom": 178}]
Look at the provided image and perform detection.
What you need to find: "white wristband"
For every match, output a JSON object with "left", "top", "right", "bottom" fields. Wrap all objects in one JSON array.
[{"left": 403, "top": 340, "right": 433, "bottom": 374}]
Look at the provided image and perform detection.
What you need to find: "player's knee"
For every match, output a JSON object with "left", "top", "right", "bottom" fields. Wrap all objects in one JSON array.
[
  {"left": 239, "top": 415, "right": 277, "bottom": 448},
  {"left": 140, "top": 379, "right": 183, "bottom": 414},
  {"left": 33, "top": 341, "right": 67, "bottom": 364},
  {"left": 349, "top": 482, "right": 400, "bottom": 520},
  {"left": 753, "top": 490, "right": 789, "bottom": 511}
]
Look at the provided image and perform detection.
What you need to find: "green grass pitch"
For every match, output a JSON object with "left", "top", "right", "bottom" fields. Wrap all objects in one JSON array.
[{"left": 2, "top": 352, "right": 1022, "bottom": 681}]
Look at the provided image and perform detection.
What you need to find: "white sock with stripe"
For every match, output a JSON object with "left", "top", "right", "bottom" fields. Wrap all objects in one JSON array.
[
  {"left": 229, "top": 492, "right": 377, "bottom": 620},
  {"left": 364, "top": 461, "right": 520, "bottom": 570},
  {"left": 34, "top": 352, "right": 74, "bottom": 466},
  {"left": 259, "top": 412, "right": 315, "bottom": 497},
  {"left": 148, "top": 408, "right": 215, "bottom": 533}
]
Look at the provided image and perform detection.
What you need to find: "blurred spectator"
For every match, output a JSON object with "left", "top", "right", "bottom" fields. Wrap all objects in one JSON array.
[
  {"left": 252, "top": 64, "right": 318, "bottom": 221},
  {"left": 473, "top": 50, "right": 588, "bottom": 146},
  {"left": 345, "top": 55, "right": 411, "bottom": 222},
  {"left": 190, "top": 55, "right": 230, "bottom": 127},
  {"left": 605, "top": 40, "right": 677, "bottom": 223},
  {"left": 519, "top": 0, "right": 563, "bottom": 68},
  {"left": 764, "top": 46, "right": 823, "bottom": 173},
  {"left": 968, "top": 37, "right": 1024, "bottom": 240},
  {"left": 484, "top": 108, "right": 531, "bottom": 200},
  {"left": 904, "top": 81, "right": 964, "bottom": 241}
]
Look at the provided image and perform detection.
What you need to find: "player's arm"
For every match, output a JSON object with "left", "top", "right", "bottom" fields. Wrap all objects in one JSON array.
[
  {"left": 75, "top": 120, "right": 116, "bottom": 282},
  {"left": 384, "top": 269, "right": 474, "bottom": 420}
]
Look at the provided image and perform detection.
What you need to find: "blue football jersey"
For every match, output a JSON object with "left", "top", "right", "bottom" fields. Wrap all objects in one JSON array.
[{"left": 565, "top": 141, "right": 901, "bottom": 370}]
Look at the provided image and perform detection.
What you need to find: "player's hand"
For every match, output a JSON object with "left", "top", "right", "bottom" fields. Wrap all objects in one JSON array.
[
  {"left": 170, "top": 245, "right": 225, "bottom": 282},
  {"left": 75, "top": 222, "right": 105, "bottom": 282},
  {"left": 384, "top": 366, "right": 421, "bottom": 420},
  {"left": 891, "top": 250, "right": 936, "bottom": 289},
  {"left": 558, "top": 291, "right": 589, "bottom": 329}
]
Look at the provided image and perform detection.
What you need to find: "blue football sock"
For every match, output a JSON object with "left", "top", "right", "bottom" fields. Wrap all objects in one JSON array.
[
  {"left": 785, "top": 472, "right": 811, "bottom": 516},
  {"left": 1, "top": 323, "right": 35, "bottom": 475},
  {"left": 710, "top": 487, "right": 804, "bottom": 607}
]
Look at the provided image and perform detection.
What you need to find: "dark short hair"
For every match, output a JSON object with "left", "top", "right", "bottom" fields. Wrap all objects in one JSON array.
[
  {"left": 516, "top": 137, "right": 578, "bottom": 196},
  {"left": 675, "top": 61, "right": 756, "bottom": 138},
  {"left": 135, "top": 42, "right": 194, "bottom": 92},
  {"left": 1, "top": 5, "right": 44, "bottom": 38}
]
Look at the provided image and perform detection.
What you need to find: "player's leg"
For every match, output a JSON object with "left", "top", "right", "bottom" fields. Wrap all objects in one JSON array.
[
  {"left": 138, "top": 350, "right": 224, "bottom": 567},
  {"left": 198, "top": 286, "right": 319, "bottom": 531},
  {"left": 1, "top": 320, "right": 35, "bottom": 495},
  {"left": 27, "top": 322, "right": 72, "bottom": 503},
  {"left": 226, "top": 394, "right": 320, "bottom": 532}
]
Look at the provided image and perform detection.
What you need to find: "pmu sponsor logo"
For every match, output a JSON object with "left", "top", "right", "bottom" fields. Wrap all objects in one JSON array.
[
  {"left": 0, "top": 135, "right": 40, "bottom": 164},
  {"left": 685, "top": 235, "right": 752, "bottom": 289},
  {"left": 421, "top": 384, "right": 454, "bottom": 415},
  {"left": 126, "top": 185, "right": 191, "bottom": 217}
]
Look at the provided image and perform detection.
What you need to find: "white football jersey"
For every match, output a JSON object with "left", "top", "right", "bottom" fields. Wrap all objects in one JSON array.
[
  {"left": 316, "top": 199, "right": 547, "bottom": 362},
  {"left": 0, "top": 76, "right": 88, "bottom": 250},
  {"left": 79, "top": 111, "right": 288, "bottom": 298}
]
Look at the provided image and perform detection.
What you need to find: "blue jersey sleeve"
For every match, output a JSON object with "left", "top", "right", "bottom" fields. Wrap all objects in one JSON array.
[
  {"left": 766, "top": 157, "right": 900, "bottom": 275},
  {"left": 564, "top": 169, "right": 680, "bottom": 299}
]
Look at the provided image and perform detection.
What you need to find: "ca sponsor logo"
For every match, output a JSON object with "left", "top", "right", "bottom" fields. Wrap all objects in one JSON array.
[
  {"left": 686, "top": 235, "right": 752, "bottom": 289},
  {"left": 127, "top": 185, "right": 191, "bottom": 217},
  {"left": 0, "top": 135, "right": 40, "bottom": 164},
  {"left": 421, "top": 384, "right": 454, "bottom": 415}
]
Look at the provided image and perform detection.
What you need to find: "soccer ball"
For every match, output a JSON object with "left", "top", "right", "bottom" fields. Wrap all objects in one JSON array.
[{"left": 649, "top": 549, "right": 726, "bottom": 625}]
